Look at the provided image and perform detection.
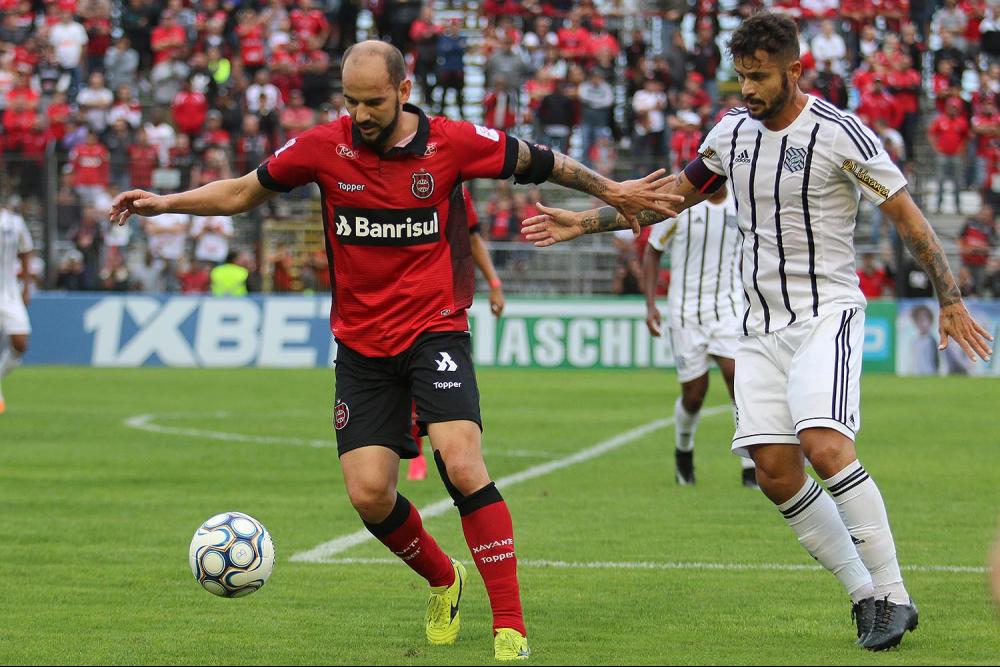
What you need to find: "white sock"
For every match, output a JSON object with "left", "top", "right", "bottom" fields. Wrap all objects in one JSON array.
[
  {"left": 778, "top": 477, "right": 874, "bottom": 603},
  {"left": 674, "top": 397, "right": 700, "bottom": 452},
  {"left": 0, "top": 347, "right": 22, "bottom": 378},
  {"left": 825, "top": 461, "right": 910, "bottom": 605}
]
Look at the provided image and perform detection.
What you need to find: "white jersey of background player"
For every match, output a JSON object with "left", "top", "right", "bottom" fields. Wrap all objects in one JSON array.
[
  {"left": 0, "top": 204, "right": 33, "bottom": 414},
  {"left": 642, "top": 184, "right": 755, "bottom": 487}
]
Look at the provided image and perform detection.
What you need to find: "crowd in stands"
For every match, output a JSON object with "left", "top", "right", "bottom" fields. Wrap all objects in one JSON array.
[{"left": 1, "top": 0, "right": 998, "bottom": 297}]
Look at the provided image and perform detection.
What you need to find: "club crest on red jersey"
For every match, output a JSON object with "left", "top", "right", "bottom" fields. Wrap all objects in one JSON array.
[
  {"left": 411, "top": 171, "right": 435, "bottom": 199},
  {"left": 337, "top": 144, "right": 358, "bottom": 159},
  {"left": 334, "top": 401, "right": 350, "bottom": 429}
]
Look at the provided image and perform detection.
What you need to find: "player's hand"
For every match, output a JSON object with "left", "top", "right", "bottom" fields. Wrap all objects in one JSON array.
[
  {"left": 646, "top": 305, "right": 662, "bottom": 337},
  {"left": 489, "top": 286, "right": 505, "bottom": 318},
  {"left": 521, "top": 204, "right": 583, "bottom": 247},
  {"left": 605, "top": 169, "right": 684, "bottom": 234},
  {"left": 937, "top": 301, "right": 993, "bottom": 362},
  {"left": 109, "top": 189, "right": 169, "bottom": 227}
]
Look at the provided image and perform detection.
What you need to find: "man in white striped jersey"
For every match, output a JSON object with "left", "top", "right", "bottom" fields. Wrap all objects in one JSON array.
[
  {"left": 0, "top": 202, "right": 33, "bottom": 414},
  {"left": 641, "top": 184, "right": 756, "bottom": 488},
  {"left": 522, "top": 12, "right": 993, "bottom": 652}
]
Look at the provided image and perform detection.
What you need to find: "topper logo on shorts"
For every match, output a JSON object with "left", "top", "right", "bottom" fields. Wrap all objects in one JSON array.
[
  {"left": 332, "top": 206, "right": 440, "bottom": 246},
  {"left": 334, "top": 401, "right": 349, "bottom": 429}
]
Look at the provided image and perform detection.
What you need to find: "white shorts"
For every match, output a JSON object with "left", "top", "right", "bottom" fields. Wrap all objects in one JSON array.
[
  {"left": 732, "top": 307, "right": 863, "bottom": 458},
  {"left": 668, "top": 317, "right": 739, "bottom": 383},
  {"left": 0, "top": 296, "right": 30, "bottom": 335}
]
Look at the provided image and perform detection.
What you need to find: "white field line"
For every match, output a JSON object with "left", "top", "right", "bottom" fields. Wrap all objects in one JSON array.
[
  {"left": 289, "top": 406, "right": 732, "bottom": 563},
  {"left": 312, "top": 557, "right": 989, "bottom": 575},
  {"left": 123, "top": 413, "right": 557, "bottom": 458}
]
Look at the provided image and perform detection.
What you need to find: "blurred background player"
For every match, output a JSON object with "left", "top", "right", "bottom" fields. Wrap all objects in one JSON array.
[
  {"left": 641, "top": 183, "right": 756, "bottom": 487},
  {"left": 408, "top": 185, "right": 505, "bottom": 481},
  {"left": 0, "top": 199, "right": 33, "bottom": 414}
]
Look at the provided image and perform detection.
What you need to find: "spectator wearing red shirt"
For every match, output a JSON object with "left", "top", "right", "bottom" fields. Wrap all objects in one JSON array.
[
  {"left": 150, "top": 11, "right": 185, "bottom": 65},
  {"left": 670, "top": 111, "right": 702, "bottom": 173},
  {"left": 280, "top": 89, "right": 316, "bottom": 142},
  {"left": 929, "top": 98, "right": 971, "bottom": 213},
  {"left": 959, "top": 204, "right": 997, "bottom": 294},
  {"left": 857, "top": 253, "right": 894, "bottom": 298},
  {"left": 856, "top": 78, "right": 903, "bottom": 131},
  {"left": 885, "top": 54, "right": 921, "bottom": 158},
  {"left": 178, "top": 259, "right": 212, "bottom": 294},
  {"left": 70, "top": 129, "right": 110, "bottom": 203},
  {"left": 18, "top": 115, "right": 52, "bottom": 199},
  {"left": 556, "top": 12, "right": 591, "bottom": 61},
  {"left": 290, "top": 0, "right": 330, "bottom": 49},
  {"left": 971, "top": 97, "right": 1000, "bottom": 191},
  {"left": 194, "top": 110, "right": 231, "bottom": 155},
  {"left": 587, "top": 16, "right": 619, "bottom": 60},
  {"left": 45, "top": 91, "right": 72, "bottom": 142},
  {"left": 127, "top": 127, "right": 159, "bottom": 190},
  {"left": 172, "top": 79, "right": 209, "bottom": 138},
  {"left": 235, "top": 9, "right": 267, "bottom": 75}
]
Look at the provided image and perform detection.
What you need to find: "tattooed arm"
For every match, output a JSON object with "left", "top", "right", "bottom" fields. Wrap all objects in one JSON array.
[
  {"left": 511, "top": 138, "right": 681, "bottom": 229},
  {"left": 881, "top": 187, "right": 994, "bottom": 361},
  {"left": 521, "top": 170, "right": 710, "bottom": 245}
]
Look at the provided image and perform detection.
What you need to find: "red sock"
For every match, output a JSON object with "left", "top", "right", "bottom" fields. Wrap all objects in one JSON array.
[
  {"left": 459, "top": 483, "right": 526, "bottom": 636},
  {"left": 364, "top": 494, "right": 454, "bottom": 587}
]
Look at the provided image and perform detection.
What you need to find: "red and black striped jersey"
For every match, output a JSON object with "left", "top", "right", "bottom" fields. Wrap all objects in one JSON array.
[{"left": 258, "top": 103, "right": 518, "bottom": 356}]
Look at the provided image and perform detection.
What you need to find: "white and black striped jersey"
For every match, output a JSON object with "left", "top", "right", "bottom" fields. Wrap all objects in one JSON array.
[
  {"left": 648, "top": 195, "right": 741, "bottom": 329},
  {"left": 0, "top": 208, "right": 32, "bottom": 301},
  {"left": 698, "top": 95, "right": 907, "bottom": 336}
]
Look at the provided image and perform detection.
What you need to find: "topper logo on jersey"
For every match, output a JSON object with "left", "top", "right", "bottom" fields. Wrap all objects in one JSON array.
[
  {"left": 336, "top": 144, "right": 358, "bottom": 159},
  {"left": 333, "top": 206, "right": 440, "bottom": 246},
  {"left": 411, "top": 171, "right": 435, "bottom": 199},
  {"left": 783, "top": 146, "right": 807, "bottom": 173}
]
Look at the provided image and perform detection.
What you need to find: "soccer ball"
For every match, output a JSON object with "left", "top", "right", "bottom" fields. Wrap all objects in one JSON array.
[{"left": 189, "top": 512, "right": 275, "bottom": 597}]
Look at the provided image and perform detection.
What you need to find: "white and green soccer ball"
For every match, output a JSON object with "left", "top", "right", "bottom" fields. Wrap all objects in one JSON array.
[{"left": 189, "top": 512, "right": 275, "bottom": 598}]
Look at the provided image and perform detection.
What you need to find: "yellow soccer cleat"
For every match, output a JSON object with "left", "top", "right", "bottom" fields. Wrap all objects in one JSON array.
[
  {"left": 425, "top": 559, "right": 465, "bottom": 645},
  {"left": 494, "top": 628, "right": 530, "bottom": 661}
]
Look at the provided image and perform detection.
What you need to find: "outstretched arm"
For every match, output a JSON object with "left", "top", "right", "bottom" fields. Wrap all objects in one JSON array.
[
  {"left": 109, "top": 171, "right": 279, "bottom": 226},
  {"left": 521, "top": 170, "right": 709, "bottom": 247},
  {"left": 881, "top": 187, "right": 993, "bottom": 362},
  {"left": 511, "top": 138, "right": 682, "bottom": 230}
]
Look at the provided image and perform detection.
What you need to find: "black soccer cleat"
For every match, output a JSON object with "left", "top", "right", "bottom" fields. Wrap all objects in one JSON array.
[
  {"left": 861, "top": 596, "right": 918, "bottom": 651},
  {"left": 741, "top": 467, "right": 759, "bottom": 489},
  {"left": 851, "top": 597, "right": 876, "bottom": 645},
  {"left": 675, "top": 449, "right": 695, "bottom": 485}
]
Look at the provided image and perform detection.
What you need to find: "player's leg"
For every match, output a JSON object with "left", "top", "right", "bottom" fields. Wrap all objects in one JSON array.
[
  {"left": 410, "top": 332, "right": 528, "bottom": 659},
  {"left": 670, "top": 326, "right": 711, "bottom": 485},
  {"left": 734, "top": 332, "right": 875, "bottom": 641},
  {"left": 407, "top": 402, "right": 428, "bottom": 481},
  {"left": 710, "top": 333, "right": 757, "bottom": 487},
  {"left": 333, "top": 342, "right": 459, "bottom": 641},
  {"left": 0, "top": 298, "right": 31, "bottom": 413},
  {"left": 791, "top": 308, "right": 916, "bottom": 650}
]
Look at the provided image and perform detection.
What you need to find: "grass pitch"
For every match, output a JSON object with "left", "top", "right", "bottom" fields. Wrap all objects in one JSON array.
[{"left": 1, "top": 367, "right": 997, "bottom": 665}]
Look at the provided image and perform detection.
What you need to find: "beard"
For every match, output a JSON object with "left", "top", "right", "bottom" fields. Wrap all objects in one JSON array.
[
  {"left": 746, "top": 73, "right": 792, "bottom": 121},
  {"left": 357, "top": 103, "right": 401, "bottom": 151}
]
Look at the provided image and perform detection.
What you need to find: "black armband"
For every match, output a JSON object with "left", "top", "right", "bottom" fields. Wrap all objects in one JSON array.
[
  {"left": 513, "top": 141, "right": 555, "bottom": 185},
  {"left": 683, "top": 156, "right": 727, "bottom": 194}
]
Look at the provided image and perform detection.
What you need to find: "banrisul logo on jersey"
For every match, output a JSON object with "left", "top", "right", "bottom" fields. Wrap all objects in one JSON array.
[{"left": 333, "top": 206, "right": 440, "bottom": 246}]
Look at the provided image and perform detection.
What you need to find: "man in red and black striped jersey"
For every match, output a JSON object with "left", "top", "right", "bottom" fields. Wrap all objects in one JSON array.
[{"left": 110, "top": 40, "right": 680, "bottom": 660}]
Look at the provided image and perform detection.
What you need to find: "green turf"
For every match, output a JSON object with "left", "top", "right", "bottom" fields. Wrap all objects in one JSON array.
[{"left": 1, "top": 367, "right": 998, "bottom": 665}]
